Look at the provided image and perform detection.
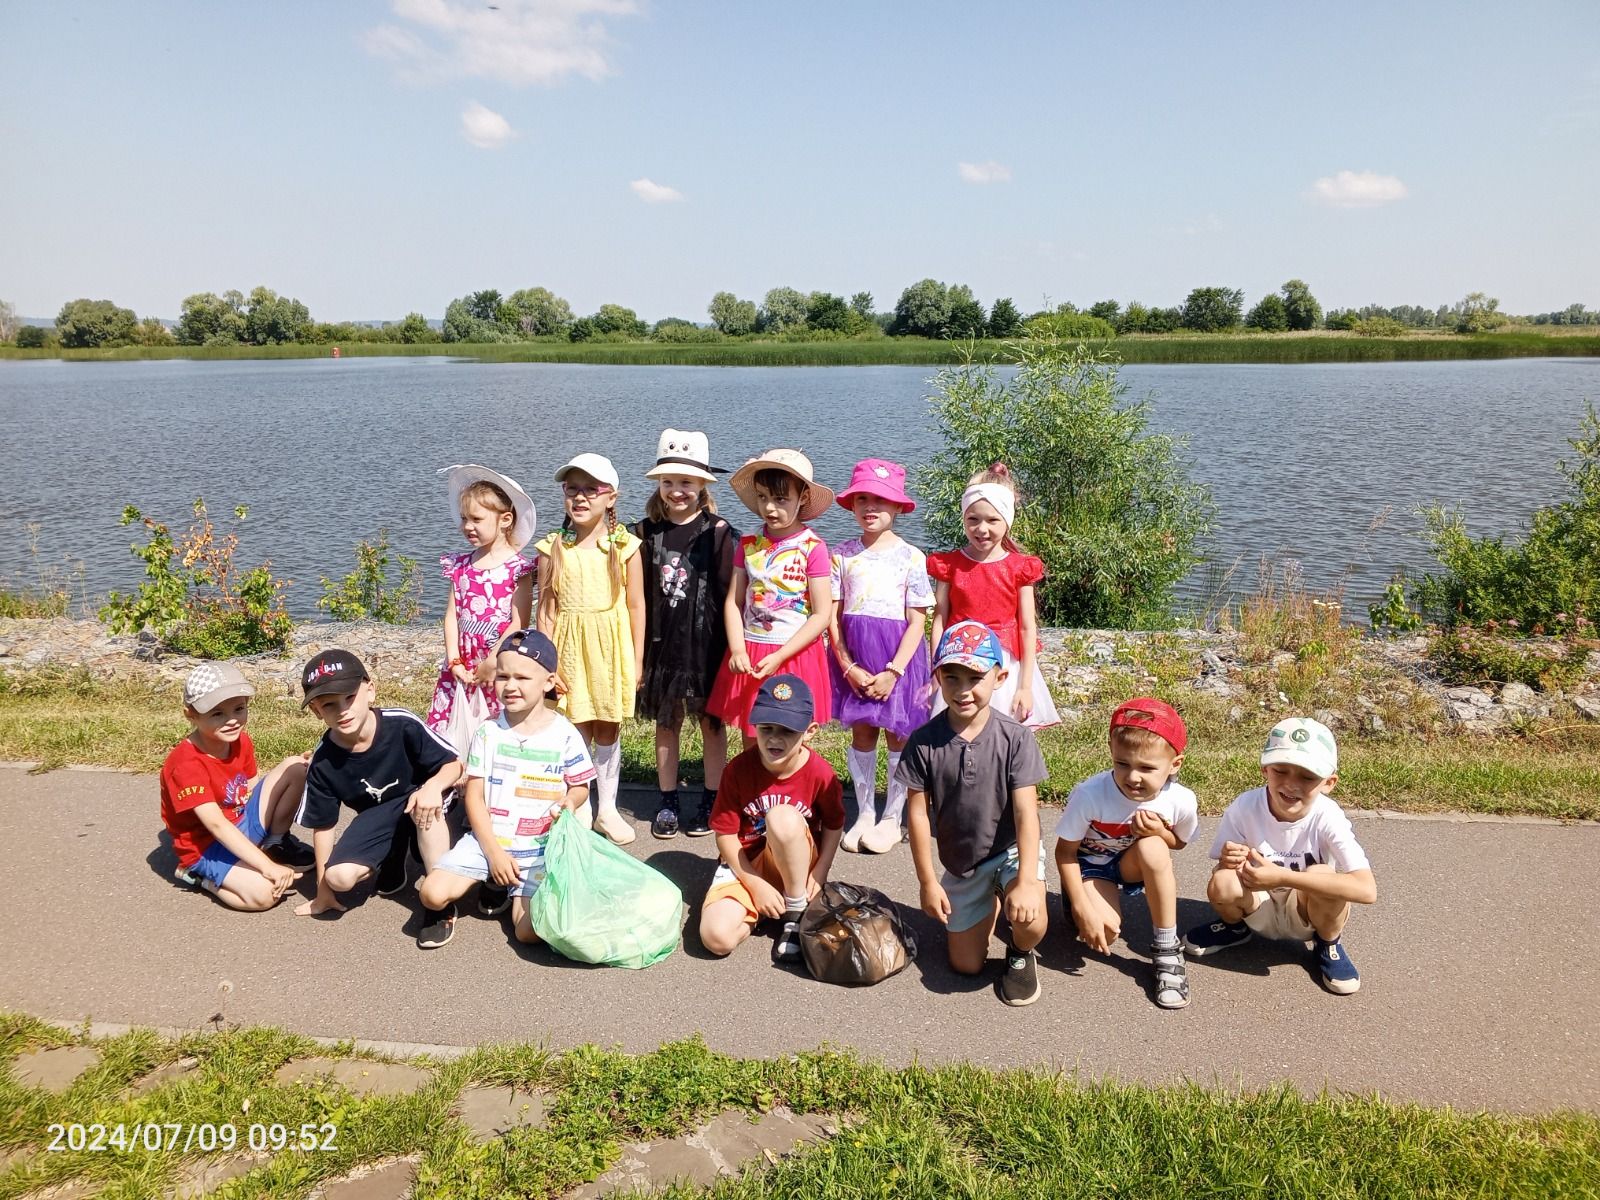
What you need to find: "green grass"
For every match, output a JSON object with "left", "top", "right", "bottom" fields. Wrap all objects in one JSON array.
[
  {"left": 2, "top": 1013, "right": 1596, "bottom": 1200},
  {"left": 4, "top": 330, "right": 1598, "bottom": 366},
  {"left": 3, "top": 665, "right": 1597, "bottom": 819}
]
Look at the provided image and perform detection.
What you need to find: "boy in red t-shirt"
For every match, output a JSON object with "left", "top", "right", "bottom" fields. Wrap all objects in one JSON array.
[
  {"left": 700, "top": 674, "right": 844, "bottom": 964},
  {"left": 159, "top": 663, "right": 314, "bottom": 910}
]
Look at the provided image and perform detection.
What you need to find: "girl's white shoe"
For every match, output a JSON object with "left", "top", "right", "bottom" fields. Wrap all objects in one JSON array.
[
  {"left": 859, "top": 818, "right": 903, "bottom": 855},
  {"left": 840, "top": 811, "right": 877, "bottom": 853},
  {"left": 593, "top": 809, "right": 636, "bottom": 846}
]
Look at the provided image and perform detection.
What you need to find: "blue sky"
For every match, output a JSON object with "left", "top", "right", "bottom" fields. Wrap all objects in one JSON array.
[{"left": 4, "top": 1, "right": 1597, "bottom": 322}]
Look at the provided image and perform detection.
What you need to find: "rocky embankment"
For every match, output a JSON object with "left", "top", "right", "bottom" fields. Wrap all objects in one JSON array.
[{"left": 2, "top": 619, "right": 1598, "bottom": 737}]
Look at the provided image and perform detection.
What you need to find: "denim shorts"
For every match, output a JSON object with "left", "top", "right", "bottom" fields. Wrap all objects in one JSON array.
[
  {"left": 182, "top": 780, "right": 267, "bottom": 889},
  {"left": 1078, "top": 850, "right": 1146, "bottom": 898},
  {"left": 435, "top": 832, "right": 546, "bottom": 898},
  {"left": 942, "top": 841, "right": 1047, "bottom": 933}
]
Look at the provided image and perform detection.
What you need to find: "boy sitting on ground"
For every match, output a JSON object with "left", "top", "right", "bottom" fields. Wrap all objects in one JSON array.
[
  {"left": 160, "top": 663, "right": 315, "bottom": 911},
  {"left": 416, "top": 630, "right": 595, "bottom": 949},
  {"left": 1055, "top": 697, "right": 1199, "bottom": 1009},
  {"left": 293, "top": 650, "right": 463, "bottom": 946},
  {"left": 901, "top": 621, "right": 1049, "bottom": 1006},
  {"left": 700, "top": 675, "right": 844, "bottom": 964},
  {"left": 1184, "top": 717, "right": 1375, "bottom": 995}
]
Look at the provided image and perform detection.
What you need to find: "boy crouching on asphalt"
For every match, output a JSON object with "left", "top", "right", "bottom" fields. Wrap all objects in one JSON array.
[
  {"left": 160, "top": 663, "right": 316, "bottom": 911},
  {"left": 1055, "top": 697, "right": 1199, "bottom": 1009},
  {"left": 700, "top": 675, "right": 845, "bottom": 965},
  {"left": 1184, "top": 717, "right": 1376, "bottom": 995},
  {"left": 901, "top": 621, "right": 1049, "bottom": 1006},
  {"left": 416, "top": 630, "right": 595, "bottom": 949},
  {"left": 293, "top": 650, "right": 463, "bottom": 946}
]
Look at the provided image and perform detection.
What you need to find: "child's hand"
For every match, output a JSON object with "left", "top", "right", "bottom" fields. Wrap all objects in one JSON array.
[
  {"left": 919, "top": 880, "right": 952, "bottom": 925},
  {"left": 295, "top": 889, "right": 346, "bottom": 918},
  {"left": 407, "top": 789, "right": 444, "bottom": 831},
  {"left": 1238, "top": 848, "right": 1285, "bottom": 890},
  {"left": 1004, "top": 879, "right": 1044, "bottom": 927},
  {"left": 473, "top": 658, "right": 495, "bottom": 685},
  {"left": 551, "top": 669, "right": 571, "bottom": 696},
  {"left": 487, "top": 850, "right": 523, "bottom": 889},
  {"left": 745, "top": 875, "right": 786, "bottom": 919},
  {"left": 451, "top": 664, "right": 474, "bottom": 685},
  {"left": 263, "top": 861, "right": 298, "bottom": 897},
  {"left": 863, "top": 671, "right": 894, "bottom": 701},
  {"left": 750, "top": 655, "right": 783, "bottom": 682},
  {"left": 729, "top": 651, "right": 753, "bottom": 676},
  {"left": 1130, "top": 810, "right": 1170, "bottom": 839},
  {"left": 1074, "top": 909, "right": 1117, "bottom": 954},
  {"left": 1218, "top": 841, "right": 1250, "bottom": 871},
  {"left": 1011, "top": 686, "right": 1035, "bottom": 723}
]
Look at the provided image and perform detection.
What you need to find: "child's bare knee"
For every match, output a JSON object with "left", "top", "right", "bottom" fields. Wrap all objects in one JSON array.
[
  {"left": 1132, "top": 836, "right": 1174, "bottom": 874},
  {"left": 699, "top": 923, "right": 738, "bottom": 957},
  {"left": 513, "top": 923, "right": 541, "bottom": 945},
  {"left": 1208, "top": 869, "right": 1242, "bottom": 903},
  {"left": 763, "top": 804, "right": 805, "bottom": 838}
]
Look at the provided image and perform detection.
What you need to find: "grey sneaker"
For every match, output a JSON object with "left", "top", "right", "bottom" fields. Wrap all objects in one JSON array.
[
  {"left": 999, "top": 946, "right": 1041, "bottom": 1007},
  {"left": 1153, "top": 943, "right": 1190, "bottom": 1009}
]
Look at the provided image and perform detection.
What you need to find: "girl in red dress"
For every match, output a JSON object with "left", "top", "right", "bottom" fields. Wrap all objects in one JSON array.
[{"left": 925, "top": 464, "right": 1060, "bottom": 729}]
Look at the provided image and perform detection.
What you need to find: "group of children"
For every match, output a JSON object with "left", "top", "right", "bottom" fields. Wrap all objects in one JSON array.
[{"left": 159, "top": 432, "right": 1377, "bottom": 1006}]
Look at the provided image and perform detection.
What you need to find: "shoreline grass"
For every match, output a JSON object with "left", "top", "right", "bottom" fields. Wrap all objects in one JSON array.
[
  {"left": 4, "top": 330, "right": 1599, "bottom": 367},
  {"left": 2, "top": 1013, "right": 1596, "bottom": 1199},
  {"left": 4, "top": 668, "right": 1597, "bottom": 820}
]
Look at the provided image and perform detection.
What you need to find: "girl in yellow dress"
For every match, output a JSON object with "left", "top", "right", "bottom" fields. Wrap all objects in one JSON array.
[{"left": 535, "top": 453, "right": 647, "bottom": 845}]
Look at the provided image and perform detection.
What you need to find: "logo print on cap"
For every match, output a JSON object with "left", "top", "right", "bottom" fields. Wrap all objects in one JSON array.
[
  {"left": 1291, "top": 728, "right": 1309, "bottom": 743},
  {"left": 874, "top": 465, "right": 890, "bottom": 478},
  {"left": 307, "top": 660, "right": 347, "bottom": 684},
  {"left": 772, "top": 682, "right": 794, "bottom": 701}
]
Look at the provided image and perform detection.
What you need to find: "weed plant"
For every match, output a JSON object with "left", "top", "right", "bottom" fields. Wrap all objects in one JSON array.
[{"left": 317, "top": 531, "right": 422, "bottom": 625}]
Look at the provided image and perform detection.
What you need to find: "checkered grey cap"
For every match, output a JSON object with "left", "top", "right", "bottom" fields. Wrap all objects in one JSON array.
[{"left": 182, "top": 662, "right": 255, "bottom": 714}]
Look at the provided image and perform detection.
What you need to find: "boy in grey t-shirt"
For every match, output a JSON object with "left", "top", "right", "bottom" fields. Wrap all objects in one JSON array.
[{"left": 899, "top": 621, "right": 1049, "bottom": 1006}]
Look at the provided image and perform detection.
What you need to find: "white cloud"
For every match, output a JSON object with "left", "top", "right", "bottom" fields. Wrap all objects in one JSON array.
[
  {"left": 958, "top": 160, "right": 1012, "bottom": 185},
  {"left": 1310, "top": 169, "right": 1409, "bottom": 208},
  {"left": 630, "top": 177, "right": 684, "bottom": 204},
  {"left": 460, "top": 101, "right": 515, "bottom": 149},
  {"left": 363, "top": 0, "right": 640, "bottom": 87}
]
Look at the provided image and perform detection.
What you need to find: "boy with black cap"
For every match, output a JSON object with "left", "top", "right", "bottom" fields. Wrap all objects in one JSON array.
[
  {"left": 160, "top": 662, "right": 315, "bottom": 911},
  {"left": 416, "top": 629, "right": 596, "bottom": 949},
  {"left": 901, "top": 620, "right": 1049, "bottom": 1006},
  {"left": 293, "top": 649, "right": 463, "bottom": 945},
  {"left": 700, "top": 674, "right": 845, "bottom": 964}
]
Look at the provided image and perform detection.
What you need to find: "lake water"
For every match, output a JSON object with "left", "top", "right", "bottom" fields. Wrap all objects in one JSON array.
[{"left": 1, "top": 356, "right": 1595, "bottom": 622}]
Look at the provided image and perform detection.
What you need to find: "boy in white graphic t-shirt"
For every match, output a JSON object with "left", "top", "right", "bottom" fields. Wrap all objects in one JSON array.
[
  {"left": 1183, "top": 717, "right": 1376, "bottom": 995},
  {"left": 417, "top": 629, "right": 595, "bottom": 950},
  {"left": 1055, "top": 697, "right": 1199, "bottom": 1010}
]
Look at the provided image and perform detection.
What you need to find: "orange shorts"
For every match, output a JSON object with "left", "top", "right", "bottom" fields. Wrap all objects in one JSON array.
[{"left": 704, "top": 832, "right": 817, "bottom": 924}]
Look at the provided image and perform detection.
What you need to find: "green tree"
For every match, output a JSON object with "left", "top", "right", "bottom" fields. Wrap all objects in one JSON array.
[
  {"left": 1323, "top": 308, "right": 1359, "bottom": 331},
  {"left": 176, "top": 291, "right": 246, "bottom": 345},
  {"left": 500, "top": 287, "right": 572, "bottom": 336},
  {"left": 1280, "top": 279, "right": 1322, "bottom": 330},
  {"left": 891, "top": 278, "right": 953, "bottom": 338},
  {"left": 1088, "top": 300, "right": 1121, "bottom": 324},
  {"left": 1453, "top": 292, "right": 1508, "bottom": 333},
  {"left": 1116, "top": 302, "right": 1149, "bottom": 334},
  {"left": 708, "top": 291, "right": 757, "bottom": 335},
  {"left": 1180, "top": 287, "right": 1243, "bottom": 332},
  {"left": 391, "top": 312, "right": 437, "bottom": 343},
  {"left": 758, "top": 287, "right": 808, "bottom": 333},
  {"left": 1245, "top": 293, "right": 1289, "bottom": 331},
  {"left": 133, "top": 317, "right": 175, "bottom": 346},
  {"left": 442, "top": 296, "right": 508, "bottom": 343},
  {"left": 466, "top": 290, "right": 503, "bottom": 322},
  {"left": 1022, "top": 308, "right": 1116, "bottom": 340},
  {"left": 15, "top": 325, "right": 50, "bottom": 349},
  {"left": 947, "top": 285, "right": 988, "bottom": 339},
  {"left": 987, "top": 297, "right": 1024, "bottom": 338},
  {"left": 806, "top": 291, "right": 852, "bottom": 332},
  {"left": 593, "top": 304, "right": 646, "bottom": 336},
  {"left": 56, "top": 298, "right": 138, "bottom": 348},
  {"left": 241, "top": 286, "right": 312, "bottom": 344},
  {"left": 850, "top": 291, "right": 875, "bottom": 318},
  {"left": 917, "top": 341, "right": 1214, "bottom": 627}
]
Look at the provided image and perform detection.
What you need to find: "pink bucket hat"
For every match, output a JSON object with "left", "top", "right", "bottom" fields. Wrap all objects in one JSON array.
[{"left": 836, "top": 458, "right": 915, "bottom": 513}]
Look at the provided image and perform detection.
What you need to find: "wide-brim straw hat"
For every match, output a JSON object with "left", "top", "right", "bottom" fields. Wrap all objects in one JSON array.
[
  {"left": 438, "top": 464, "right": 537, "bottom": 554},
  {"left": 728, "top": 449, "right": 835, "bottom": 523}
]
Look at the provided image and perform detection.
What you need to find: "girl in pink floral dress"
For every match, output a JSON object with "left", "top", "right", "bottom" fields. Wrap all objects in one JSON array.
[{"left": 424, "top": 465, "right": 537, "bottom": 733}]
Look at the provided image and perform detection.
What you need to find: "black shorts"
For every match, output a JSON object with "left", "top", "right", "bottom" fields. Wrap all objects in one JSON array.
[{"left": 325, "top": 796, "right": 415, "bottom": 871}]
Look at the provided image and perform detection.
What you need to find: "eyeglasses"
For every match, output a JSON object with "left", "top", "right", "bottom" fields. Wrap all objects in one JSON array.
[{"left": 563, "top": 482, "right": 614, "bottom": 498}]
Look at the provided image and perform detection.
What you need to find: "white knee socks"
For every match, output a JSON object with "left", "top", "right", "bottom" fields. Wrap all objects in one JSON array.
[
  {"left": 593, "top": 739, "right": 621, "bottom": 818},
  {"left": 847, "top": 746, "right": 880, "bottom": 822},
  {"left": 882, "top": 750, "right": 906, "bottom": 825}
]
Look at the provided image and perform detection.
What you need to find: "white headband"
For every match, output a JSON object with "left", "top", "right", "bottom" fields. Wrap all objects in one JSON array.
[{"left": 961, "top": 483, "right": 1014, "bottom": 528}]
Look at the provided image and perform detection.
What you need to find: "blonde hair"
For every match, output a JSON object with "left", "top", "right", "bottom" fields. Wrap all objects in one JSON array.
[
  {"left": 964, "top": 461, "right": 1025, "bottom": 552},
  {"left": 1109, "top": 723, "right": 1177, "bottom": 759},
  {"left": 546, "top": 494, "right": 626, "bottom": 604},
  {"left": 460, "top": 479, "right": 515, "bottom": 548},
  {"left": 646, "top": 481, "right": 718, "bottom": 523}
]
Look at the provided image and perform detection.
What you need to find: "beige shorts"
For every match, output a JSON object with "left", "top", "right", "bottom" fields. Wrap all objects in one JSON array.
[{"left": 1243, "top": 887, "right": 1315, "bottom": 941}]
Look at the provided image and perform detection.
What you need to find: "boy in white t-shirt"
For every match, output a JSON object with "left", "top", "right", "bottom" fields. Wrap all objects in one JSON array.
[
  {"left": 1054, "top": 697, "right": 1198, "bottom": 1009},
  {"left": 416, "top": 629, "right": 596, "bottom": 949},
  {"left": 1183, "top": 717, "right": 1376, "bottom": 995}
]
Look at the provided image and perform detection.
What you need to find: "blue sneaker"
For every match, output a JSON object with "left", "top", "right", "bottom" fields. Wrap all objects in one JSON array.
[
  {"left": 1315, "top": 937, "right": 1360, "bottom": 994},
  {"left": 1183, "top": 919, "right": 1253, "bottom": 957}
]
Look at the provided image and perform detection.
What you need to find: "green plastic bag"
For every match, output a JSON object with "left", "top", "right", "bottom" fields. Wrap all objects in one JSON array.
[{"left": 527, "top": 810, "right": 684, "bottom": 969}]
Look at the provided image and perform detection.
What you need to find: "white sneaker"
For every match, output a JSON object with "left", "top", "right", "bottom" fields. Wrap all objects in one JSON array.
[
  {"left": 840, "top": 812, "right": 876, "bottom": 853},
  {"left": 594, "top": 809, "right": 636, "bottom": 846},
  {"left": 859, "top": 818, "right": 903, "bottom": 854}
]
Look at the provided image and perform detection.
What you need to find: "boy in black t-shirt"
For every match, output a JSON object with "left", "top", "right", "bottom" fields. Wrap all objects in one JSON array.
[
  {"left": 293, "top": 650, "right": 463, "bottom": 925},
  {"left": 900, "top": 621, "right": 1049, "bottom": 1006}
]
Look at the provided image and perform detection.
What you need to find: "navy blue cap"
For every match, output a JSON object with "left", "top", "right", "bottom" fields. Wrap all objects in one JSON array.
[
  {"left": 748, "top": 674, "right": 814, "bottom": 731},
  {"left": 498, "top": 628, "right": 558, "bottom": 672}
]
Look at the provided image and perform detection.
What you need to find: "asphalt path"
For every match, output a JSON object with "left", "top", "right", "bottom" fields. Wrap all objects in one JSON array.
[{"left": 2, "top": 766, "right": 1596, "bottom": 1114}]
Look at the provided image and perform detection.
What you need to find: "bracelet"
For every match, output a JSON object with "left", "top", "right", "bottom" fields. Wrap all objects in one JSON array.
[
  {"left": 449, "top": 656, "right": 465, "bottom": 668},
  {"left": 884, "top": 663, "right": 905, "bottom": 678}
]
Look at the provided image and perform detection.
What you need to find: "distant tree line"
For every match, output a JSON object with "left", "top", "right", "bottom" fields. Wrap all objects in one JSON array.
[{"left": 4, "top": 282, "right": 1595, "bottom": 349}]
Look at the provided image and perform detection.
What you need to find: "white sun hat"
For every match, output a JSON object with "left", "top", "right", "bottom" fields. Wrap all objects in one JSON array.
[
  {"left": 437, "top": 464, "right": 537, "bottom": 553},
  {"left": 645, "top": 429, "right": 724, "bottom": 483}
]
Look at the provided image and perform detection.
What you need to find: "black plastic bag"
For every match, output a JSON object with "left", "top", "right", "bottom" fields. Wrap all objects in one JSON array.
[{"left": 800, "top": 881, "right": 917, "bottom": 986}]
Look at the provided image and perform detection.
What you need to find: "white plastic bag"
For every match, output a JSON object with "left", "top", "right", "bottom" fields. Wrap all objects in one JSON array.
[{"left": 440, "top": 682, "right": 489, "bottom": 760}]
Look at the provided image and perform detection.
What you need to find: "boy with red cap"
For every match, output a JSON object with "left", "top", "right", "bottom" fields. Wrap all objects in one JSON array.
[{"left": 1054, "top": 697, "right": 1198, "bottom": 1009}]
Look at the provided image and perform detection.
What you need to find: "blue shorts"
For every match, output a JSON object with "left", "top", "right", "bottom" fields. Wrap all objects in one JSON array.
[
  {"left": 1079, "top": 851, "right": 1145, "bottom": 898},
  {"left": 942, "top": 841, "right": 1047, "bottom": 933},
  {"left": 434, "top": 833, "right": 546, "bottom": 899},
  {"left": 182, "top": 780, "right": 268, "bottom": 890}
]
